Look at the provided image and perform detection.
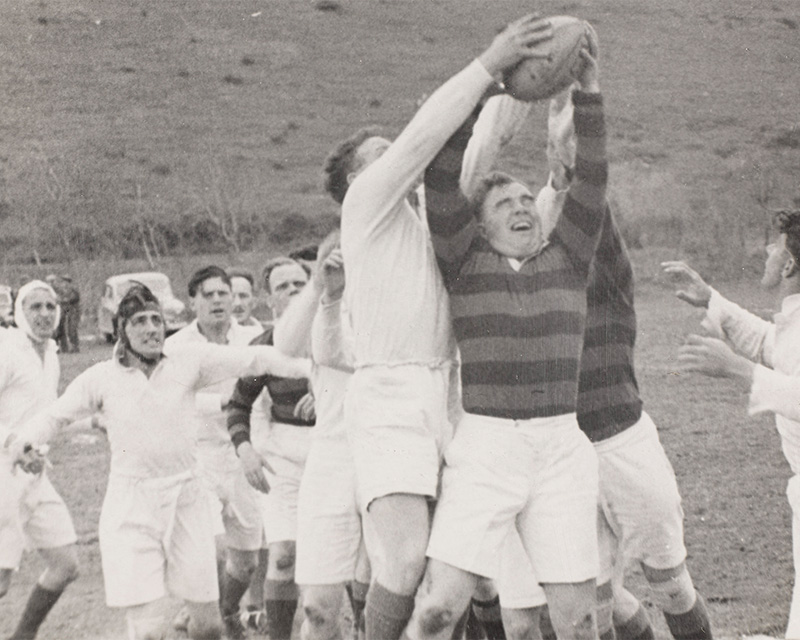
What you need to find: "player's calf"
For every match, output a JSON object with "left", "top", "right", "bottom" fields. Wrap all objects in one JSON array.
[{"left": 0, "top": 568, "right": 13, "bottom": 599}]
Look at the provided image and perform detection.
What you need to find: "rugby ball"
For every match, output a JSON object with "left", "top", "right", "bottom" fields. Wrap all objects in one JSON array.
[{"left": 503, "top": 16, "right": 596, "bottom": 102}]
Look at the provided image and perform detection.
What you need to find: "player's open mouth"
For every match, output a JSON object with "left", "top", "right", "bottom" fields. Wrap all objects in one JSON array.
[{"left": 511, "top": 220, "right": 533, "bottom": 231}]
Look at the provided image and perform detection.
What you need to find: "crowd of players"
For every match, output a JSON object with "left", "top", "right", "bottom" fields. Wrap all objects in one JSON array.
[{"left": 2, "top": 12, "right": 800, "bottom": 640}]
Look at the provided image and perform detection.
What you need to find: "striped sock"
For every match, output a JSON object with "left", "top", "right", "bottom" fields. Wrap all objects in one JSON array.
[
  {"left": 365, "top": 582, "right": 415, "bottom": 640},
  {"left": 471, "top": 596, "right": 505, "bottom": 640},
  {"left": 663, "top": 594, "right": 712, "bottom": 640},
  {"left": 264, "top": 579, "right": 299, "bottom": 640},
  {"left": 615, "top": 604, "right": 655, "bottom": 640}
]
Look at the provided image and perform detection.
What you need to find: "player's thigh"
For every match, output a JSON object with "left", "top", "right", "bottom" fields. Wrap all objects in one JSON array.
[
  {"left": 22, "top": 475, "right": 77, "bottom": 552},
  {"left": 541, "top": 579, "right": 597, "bottom": 633},
  {"left": 597, "top": 414, "right": 686, "bottom": 570},
  {"left": 302, "top": 584, "right": 345, "bottom": 622},
  {"left": 37, "top": 543, "right": 79, "bottom": 588}
]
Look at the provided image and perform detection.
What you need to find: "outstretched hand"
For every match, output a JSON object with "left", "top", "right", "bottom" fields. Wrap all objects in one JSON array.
[
  {"left": 661, "top": 261, "right": 713, "bottom": 308},
  {"left": 678, "top": 334, "right": 754, "bottom": 382},
  {"left": 478, "top": 14, "right": 553, "bottom": 78}
]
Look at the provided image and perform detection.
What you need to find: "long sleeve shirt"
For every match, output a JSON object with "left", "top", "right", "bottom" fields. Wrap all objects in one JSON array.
[
  {"left": 19, "top": 343, "right": 310, "bottom": 479},
  {"left": 0, "top": 329, "right": 59, "bottom": 446},
  {"left": 426, "top": 90, "right": 607, "bottom": 420},
  {"left": 704, "top": 290, "right": 800, "bottom": 473},
  {"left": 164, "top": 319, "right": 264, "bottom": 447},
  {"left": 442, "top": 92, "right": 640, "bottom": 440},
  {"left": 340, "top": 59, "right": 497, "bottom": 370},
  {"left": 226, "top": 327, "right": 314, "bottom": 449},
  {"left": 309, "top": 297, "right": 353, "bottom": 441}
]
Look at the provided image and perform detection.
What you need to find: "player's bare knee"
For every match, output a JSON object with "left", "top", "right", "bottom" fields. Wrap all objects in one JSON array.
[
  {"left": 501, "top": 608, "right": 540, "bottom": 640},
  {"left": 418, "top": 602, "right": 458, "bottom": 637},
  {"left": 275, "top": 548, "right": 296, "bottom": 572},
  {"left": 126, "top": 615, "right": 165, "bottom": 640},
  {"left": 573, "top": 612, "right": 596, "bottom": 640},
  {"left": 303, "top": 601, "right": 335, "bottom": 630}
]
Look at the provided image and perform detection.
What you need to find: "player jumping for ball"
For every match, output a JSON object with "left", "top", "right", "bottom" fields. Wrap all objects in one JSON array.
[
  {"left": 323, "top": 14, "right": 555, "bottom": 640},
  {"left": 407, "top": 40, "right": 605, "bottom": 640}
]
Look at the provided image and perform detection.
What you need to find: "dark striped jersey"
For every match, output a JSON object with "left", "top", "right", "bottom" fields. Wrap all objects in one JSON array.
[
  {"left": 226, "top": 326, "right": 313, "bottom": 449},
  {"left": 426, "top": 90, "right": 607, "bottom": 421}
]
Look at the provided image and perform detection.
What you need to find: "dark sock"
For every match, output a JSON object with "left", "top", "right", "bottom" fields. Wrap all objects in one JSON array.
[
  {"left": 464, "top": 604, "right": 484, "bottom": 640},
  {"left": 9, "top": 584, "right": 65, "bottom": 640},
  {"left": 471, "top": 596, "right": 504, "bottom": 640},
  {"left": 216, "top": 558, "right": 226, "bottom": 610},
  {"left": 615, "top": 604, "right": 655, "bottom": 640},
  {"left": 220, "top": 572, "right": 251, "bottom": 618},
  {"left": 264, "top": 579, "right": 299, "bottom": 640},
  {"left": 350, "top": 580, "right": 369, "bottom": 635},
  {"left": 663, "top": 594, "right": 712, "bottom": 640},
  {"left": 451, "top": 606, "right": 471, "bottom": 640},
  {"left": 539, "top": 607, "right": 557, "bottom": 640},
  {"left": 365, "top": 582, "right": 415, "bottom": 640}
]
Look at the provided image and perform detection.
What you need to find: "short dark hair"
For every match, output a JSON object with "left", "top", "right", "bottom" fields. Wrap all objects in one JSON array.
[
  {"left": 226, "top": 267, "right": 255, "bottom": 290},
  {"left": 775, "top": 209, "right": 800, "bottom": 264},
  {"left": 470, "top": 171, "right": 524, "bottom": 220},
  {"left": 289, "top": 245, "right": 319, "bottom": 262},
  {"left": 261, "top": 258, "right": 311, "bottom": 293},
  {"left": 187, "top": 265, "right": 231, "bottom": 298},
  {"left": 323, "top": 126, "right": 381, "bottom": 204}
]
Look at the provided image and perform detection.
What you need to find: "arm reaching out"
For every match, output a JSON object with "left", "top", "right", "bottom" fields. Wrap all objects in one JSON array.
[{"left": 661, "top": 261, "right": 713, "bottom": 308}]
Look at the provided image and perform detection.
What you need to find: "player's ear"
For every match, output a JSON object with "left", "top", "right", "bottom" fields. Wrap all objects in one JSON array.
[
  {"left": 782, "top": 256, "right": 798, "bottom": 279},
  {"left": 477, "top": 222, "right": 489, "bottom": 240},
  {"left": 347, "top": 172, "right": 358, "bottom": 186}
]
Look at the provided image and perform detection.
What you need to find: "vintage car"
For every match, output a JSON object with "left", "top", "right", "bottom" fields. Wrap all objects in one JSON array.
[{"left": 97, "top": 272, "right": 188, "bottom": 341}]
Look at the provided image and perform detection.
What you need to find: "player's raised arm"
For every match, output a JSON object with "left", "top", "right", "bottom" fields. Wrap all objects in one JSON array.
[
  {"left": 273, "top": 231, "right": 341, "bottom": 358},
  {"left": 551, "top": 45, "right": 606, "bottom": 274},
  {"left": 345, "top": 15, "right": 554, "bottom": 224}
]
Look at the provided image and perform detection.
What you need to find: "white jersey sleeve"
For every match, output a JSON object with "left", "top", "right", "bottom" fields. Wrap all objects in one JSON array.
[{"left": 703, "top": 289, "right": 775, "bottom": 365}]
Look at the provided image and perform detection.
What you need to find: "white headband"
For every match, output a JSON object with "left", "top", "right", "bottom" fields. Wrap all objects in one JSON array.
[{"left": 14, "top": 280, "right": 61, "bottom": 343}]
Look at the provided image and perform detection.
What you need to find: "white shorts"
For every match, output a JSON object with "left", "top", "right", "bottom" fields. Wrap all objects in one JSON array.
[
  {"left": 0, "top": 459, "right": 76, "bottom": 570},
  {"left": 596, "top": 412, "right": 686, "bottom": 573},
  {"left": 295, "top": 436, "right": 363, "bottom": 585},
  {"left": 98, "top": 473, "right": 218, "bottom": 607},
  {"left": 345, "top": 365, "right": 453, "bottom": 509},
  {"left": 252, "top": 423, "right": 312, "bottom": 545},
  {"left": 497, "top": 412, "right": 686, "bottom": 609},
  {"left": 427, "top": 412, "right": 599, "bottom": 583},
  {"left": 196, "top": 444, "right": 262, "bottom": 551}
]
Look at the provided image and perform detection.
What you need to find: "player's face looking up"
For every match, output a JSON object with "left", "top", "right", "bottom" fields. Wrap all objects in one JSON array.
[
  {"left": 478, "top": 181, "right": 545, "bottom": 259},
  {"left": 191, "top": 276, "right": 233, "bottom": 330},
  {"left": 22, "top": 289, "right": 59, "bottom": 341},
  {"left": 124, "top": 310, "right": 165, "bottom": 359},
  {"left": 230, "top": 276, "right": 255, "bottom": 324},
  {"left": 762, "top": 234, "right": 792, "bottom": 290},
  {"left": 267, "top": 263, "right": 309, "bottom": 319}
]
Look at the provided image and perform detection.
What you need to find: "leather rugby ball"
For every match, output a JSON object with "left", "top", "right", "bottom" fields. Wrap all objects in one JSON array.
[{"left": 503, "top": 16, "right": 596, "bottom": 102}]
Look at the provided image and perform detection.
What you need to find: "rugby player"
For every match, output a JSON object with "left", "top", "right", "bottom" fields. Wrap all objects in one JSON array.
[
  {"left": 227, "top": 268, "right": 262, "bottom": 329},
  {"left": 227, "top": 256, "right": 314, "bottom": 640},
  {"left": 165, "top": 266, "right": 264, "bottom": 639},
  {"left": 449, "top": 92, "right": 712, "bottom": 639},
  {"left": 270, "top": 232, "right": 373, "bottom": 640},
  {"left": 664, "top": 209, "right": 800, "bottom": 640},
  {"left": 9, "top": 284, "right": 309, "bottom": 640},
  {"left": 324, "top": 15, "right": 555, "bottom": 640},
  {"left": 407, "top": 42, "right": 604, "bottom": 640},
  {"left": 0, "top": 281, "right": 79, "bottom": 640}
]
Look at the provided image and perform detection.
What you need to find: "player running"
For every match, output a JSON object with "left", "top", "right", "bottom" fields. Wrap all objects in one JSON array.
[
  {"left": 0, "top": 280, "right": 79, "bottom": 640},
  {"left": 164, "top": 266, "right": 264, "bottom": 640},
  {"left": 226, "top": 256, "right": 314, "bottom": 640},
  {"left": 8, "top": 284, "right": 309, "bottom": 640}
]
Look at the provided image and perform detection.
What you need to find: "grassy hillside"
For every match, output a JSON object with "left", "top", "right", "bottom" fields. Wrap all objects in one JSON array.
[{"left": 1, "top": 0, "right": 799, "bottom": 275}]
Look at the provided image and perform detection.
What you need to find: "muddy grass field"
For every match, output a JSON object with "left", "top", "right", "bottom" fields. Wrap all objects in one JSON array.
[{"left": 0, "top": 270, "right": 794, "bottom": 638}]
